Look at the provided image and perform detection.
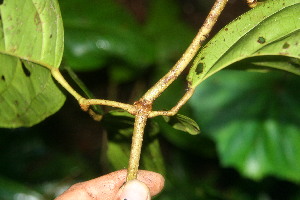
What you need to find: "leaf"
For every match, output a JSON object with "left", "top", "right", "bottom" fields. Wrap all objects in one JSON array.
[
  {"left": 188, "top": 0, "right": 300, "bottom": 87},
  {"left": 157, "top": 116, "right": 215, "bottom": 157},
  {"left": 60, "top": 0, "right": 155, "bottom": 71},
  {"left": 0, "top": 0, "right": 64, "bottom": 68},
  {"left": 0, "top": 57, "right": 65, "bottom": 128},
  {"left": 189, "top": 70, "right": 300, "bottom": 181},
  {"left": 228, "top": 55, "right": 300, "bottom": 74},
  {"left": 163, "top": 114, "right": 200, "bottom": 135},
  {"left": 0, "top": 0, "right": 65, "bottom": 128},
  {"left": 217, "top": 119, "right": 300, "bottom": 181}
]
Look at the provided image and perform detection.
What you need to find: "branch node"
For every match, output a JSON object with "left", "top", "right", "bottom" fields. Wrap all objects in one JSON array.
[
  {"left": 134, "top": 99, "right": 152, "bottom": 115},
  {"left": 78, "top": 98, "right": 89, "bottom": 111}
]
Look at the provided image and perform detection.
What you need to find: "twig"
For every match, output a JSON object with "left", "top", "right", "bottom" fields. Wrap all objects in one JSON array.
[
  {"left": 142, "top": 0, "right": 229, "bottom": 103},
  {"left": 127, "top": 100, "right": 151, "bottom": 181},
  {"left": 149, "top": 88, "right": 195, "bottom": 118},
  {"left": 51, "top": 0, "right": 229, "bottom": 182},
  {"left": 51, "top": 68, "right": 83, "bottom": 100},
  {"left": 126, "top": 0, "right": 229, "bottom": 181},
  {"left": 51, "top": 68, "right": 136, "bottom": 114},
  {"left": 126, "top": 114, "right": 148, "bottom": 181}
]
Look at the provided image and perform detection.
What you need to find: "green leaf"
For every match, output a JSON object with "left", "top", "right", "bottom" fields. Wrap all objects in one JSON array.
[
  {"left": 217, "top": 119, "right": 300, "bottom": 181},
  {"left": 60, "top": 0, "right": 155, "bottom": 71},
  {"left": 188, "top": 0, "right": 300, "bottom": 87},
  {"left": 163, "top": 114, "right": 200, "bottom": 135},
  {"left": 190, "top": 70, "right": 300, "bottom": 181},
  {"left": 0, "top": 57, "right": 65, "bottom": 128},
  {"left": 158, "top": 116, "right": 215, "bottom": 158},
  {"left": 0, "top": 0, "right": 65, "bottom": 128},
  {"left": 228, "top": 55, "right": 300, "bottom": 74},
  {"left": 0, "top": 0, "right": 64, "bottom": 68}
]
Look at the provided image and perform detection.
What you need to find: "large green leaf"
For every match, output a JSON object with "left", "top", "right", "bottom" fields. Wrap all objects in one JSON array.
[
  {"left": 190, "top": 70, "right": 300, "bottom": 181},
  {"left": 0, "top": 57, "right": 65, "bottom": 128},
  {"left": 0, "top": 0, "right": 65, "bottom": 128},
  {"left": 0, "top": 0, "right": 64, "bottom": 68},
  {"left": 188, "top": 0, "right": 300, "bottom": 87},
  {"left": 60, "top": 0, "right": 155, "bottom": 72}
]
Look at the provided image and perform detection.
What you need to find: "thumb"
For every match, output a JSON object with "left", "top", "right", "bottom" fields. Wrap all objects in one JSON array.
[{"left": 114, "top": 180, "right": 151, "bottom": 200}]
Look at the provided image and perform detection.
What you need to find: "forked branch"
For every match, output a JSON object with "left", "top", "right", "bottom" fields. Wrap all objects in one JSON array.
[
  {"left": 52, "top": 0, "right": 229, "bottom": 182},
  {"left": 127, "top": 0, "right": 229, "bottom": 181}
]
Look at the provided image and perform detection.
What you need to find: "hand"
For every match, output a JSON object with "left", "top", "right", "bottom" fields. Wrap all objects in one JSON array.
[{"left": 55, "top": 169, "right": 164, "bottom": 200}]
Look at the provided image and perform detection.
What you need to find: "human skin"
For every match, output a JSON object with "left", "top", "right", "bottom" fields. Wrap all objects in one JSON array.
[{"left": 55, "top": 169, "right": 165, "bottom": 200}]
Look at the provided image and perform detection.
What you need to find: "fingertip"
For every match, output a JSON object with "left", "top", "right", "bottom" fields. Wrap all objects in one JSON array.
[
  {"left": 137, "top": 170, "right": 165, "bottom": 196},
  {"left": 115, "top": 180, "right": 150, "bottom": 200}
]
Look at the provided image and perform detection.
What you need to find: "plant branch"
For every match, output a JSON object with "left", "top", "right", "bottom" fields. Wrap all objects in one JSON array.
[
  {"left": 125, "top": 0, "right": 229, "bottom": 181},
  {"left": 79, "top": 98, "right": 136, "bottom": 114},
  {"left": 51, "top": 68, "right": 83, "bottom": 100},
  {"left": 149, "top": 88, "right": 195, "bottom": 118},
  {"left": 51, "top": 0, "right": 229, "bottom": 182},
  {"left": 63, "top": 66, "right": 103, "bottom": 115},
  {"left": 51, "top": 68, "right": 136, "bottom": 114},
  {"left": 126, "top": 114, "right": 148, "bottom": 181},
  {"left": 142, "top": 0, "right": 229, "bottom": 103},
  {"left": 126, "top": 100, "right": 151, "bottom": 181}
]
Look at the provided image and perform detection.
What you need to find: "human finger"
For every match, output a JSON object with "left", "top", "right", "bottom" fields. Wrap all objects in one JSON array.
[
  {"left": 55, "top": 169, "right": 164, "bottom": 200},
  {"left": 114, "top": 179, "right": 151, "bottom": 200}
]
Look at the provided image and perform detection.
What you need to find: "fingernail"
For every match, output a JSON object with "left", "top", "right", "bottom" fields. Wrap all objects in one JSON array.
[{"left": 116, "top": 180, "right": 151, "bottom": 200}]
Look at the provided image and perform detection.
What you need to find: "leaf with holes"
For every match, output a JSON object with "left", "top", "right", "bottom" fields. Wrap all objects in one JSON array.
[
  {"left": 0, "top": 0, "right": 65, "bottom": 128},
  {"left": 187, "top": 0, "right": 300, "bottom": 87}
]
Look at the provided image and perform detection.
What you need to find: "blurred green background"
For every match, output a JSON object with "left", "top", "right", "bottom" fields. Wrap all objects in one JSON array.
[{"left": 1, "top": 0, "right": 300, "bottom": 199}]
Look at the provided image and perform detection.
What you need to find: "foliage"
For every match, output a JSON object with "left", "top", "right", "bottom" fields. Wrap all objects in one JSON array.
[
  {"left": 60, "top": 0, "right": 154, "bottom": 72},
  {"left": 190, "top": 70, "right": 300, "bottom": 181},
  {"left": 188, "top": 0, "right": 300, "bottom": 87},
  {"left": 187, "top": 0, "right": 300, "bottom": 182},
  {"left": 0, "top": 0, "right": 65, "bottom": 127},
  {"left": 0, "top": 0, "right": 300, "bottom": 199}
]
